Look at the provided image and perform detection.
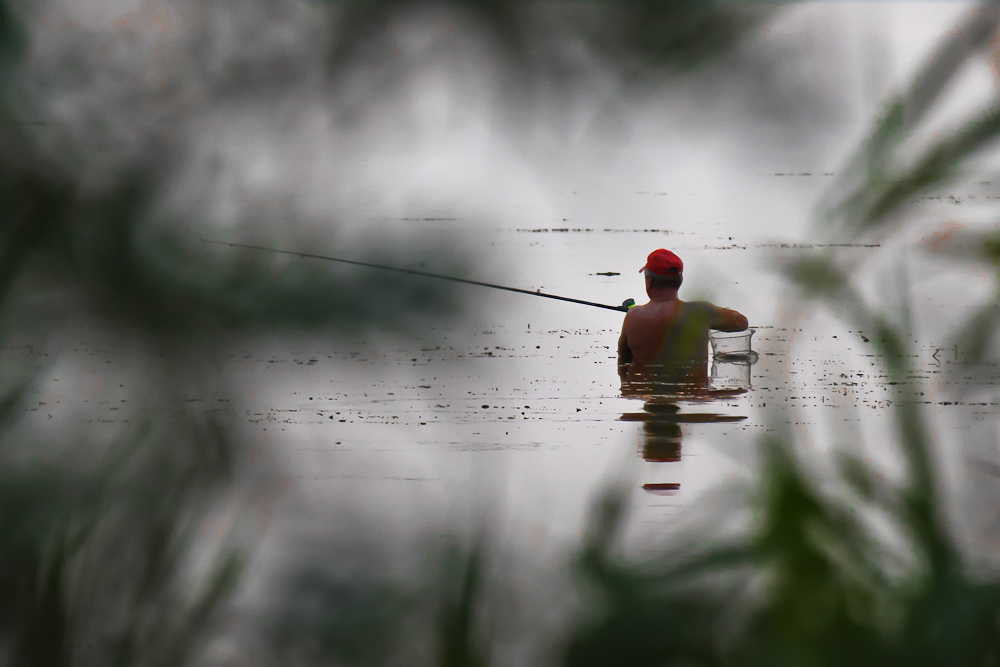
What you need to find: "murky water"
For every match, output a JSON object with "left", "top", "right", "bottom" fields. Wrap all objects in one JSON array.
[
  {"left": 14, "top": 194, "right": 994, "bottom": 567},
  {"left": 202, "top": 212, "right": 991, "bottom": 560}
]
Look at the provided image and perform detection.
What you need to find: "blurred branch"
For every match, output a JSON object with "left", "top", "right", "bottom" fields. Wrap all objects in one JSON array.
[
  {"left": 865, "top": 4, "right": 999, "bottom": 161},
  {"left": 822, "top": 2, "right": 1000, "bottom": 232},
  {"left": 781, "top": 255, "right": 945, "bottom": 566},
  {"left": 438, "top": 543, "right": 489, "bottom": 667},
  {"left": 840, "top": 105, "right": 1000, "bottom": 229}
]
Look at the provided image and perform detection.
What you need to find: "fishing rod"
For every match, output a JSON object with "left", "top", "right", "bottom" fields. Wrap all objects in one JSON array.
[{"left": 200, "top": 239, "right": 636, "bottom": 313}]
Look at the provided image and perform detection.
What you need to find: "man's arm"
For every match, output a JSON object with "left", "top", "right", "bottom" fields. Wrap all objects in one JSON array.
[
  {"left": 711, "top": 306, "right": 748, "bottom": 332},
  {"left": 617, "top": 317, "right": 633, "bottom": 380}
]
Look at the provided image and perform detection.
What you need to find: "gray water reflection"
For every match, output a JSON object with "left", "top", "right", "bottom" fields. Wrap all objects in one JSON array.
[
  {"left": 13, "top": 307, "right": 983, "bottom": 541},
  {"left": 621, "top": 394, "right": 748, "bottom": 494},
  {"left": 233, "top": 320, "right": 777, "bottom": 550},
  {"left": 225, "top": 302, "right": 996, "bottom": 552}
]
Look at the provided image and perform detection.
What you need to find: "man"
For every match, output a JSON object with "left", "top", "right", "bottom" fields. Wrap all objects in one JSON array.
[{"left": 618, "top": 249, "right": 748, "bottom": 395}]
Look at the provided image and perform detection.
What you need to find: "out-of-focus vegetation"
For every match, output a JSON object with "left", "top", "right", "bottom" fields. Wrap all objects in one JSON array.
[
  {"left": 4, "top": 0, "right": 1000, "bottom": 665},
  {"left": 565, "top": 5, "right": 1000, "bottom": 667},
  {"left": 0, "top": 0, "right": 770, "bottom": 664}
]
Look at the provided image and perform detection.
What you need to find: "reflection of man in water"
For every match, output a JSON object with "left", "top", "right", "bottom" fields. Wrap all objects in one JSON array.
[{"left": 618, "top": 249, "right": 748, "bottom": 395}]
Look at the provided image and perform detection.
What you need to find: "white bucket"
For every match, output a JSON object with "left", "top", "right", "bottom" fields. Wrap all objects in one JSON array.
[{"left": 709, "top": 329, "right": 756, "bottom": 359}]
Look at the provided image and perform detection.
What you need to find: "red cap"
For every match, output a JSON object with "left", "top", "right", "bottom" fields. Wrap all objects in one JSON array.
[{"left": 640, "top": 249, "right": 683, "bottom": 275}]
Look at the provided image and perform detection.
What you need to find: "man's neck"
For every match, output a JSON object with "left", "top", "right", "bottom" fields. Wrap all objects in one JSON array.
[{"left": 646, "top": 288, "right": 679, "bottom": 302}]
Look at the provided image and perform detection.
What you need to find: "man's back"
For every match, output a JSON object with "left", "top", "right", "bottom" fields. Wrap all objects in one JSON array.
[{"left": 618, "top": 299, "right": 747, "bottom": 393}]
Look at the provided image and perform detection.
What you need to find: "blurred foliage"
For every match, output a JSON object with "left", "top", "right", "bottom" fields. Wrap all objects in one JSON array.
[
  {"left": 4, "top": 0, "right": 1000, "bottom": 666},
  {"left": 325, "top": 0, "right": 766, "bottom": 72},
  {"left": 561, "top": 4, "right": 1000, "bottom": 667},
  {"left": 262, "top": 540, "right": 492, "bottom": 667},
  {"left": 822, "top": 4, "right": 1000, "bottom": 231},
  {"left": 605, "top": 0, "right": 769, "bottom": 73},
  {"left": 781, "top": 254, "right": 846, "bottom": 299},
  {"left": 0, "top": 397, "right": 242, "bottom": 666},
  {"left": 270, "top": 568, "right": 411, "bottom": 666},
  {"left": 437, "top": 544, "right": 490, "bottom": 667},
  {"left": 563, "top": 438, "right": 1000, "bottom": 667},
  {"left": 816, "top": 2, "right": 1000, "bottom": 378}
]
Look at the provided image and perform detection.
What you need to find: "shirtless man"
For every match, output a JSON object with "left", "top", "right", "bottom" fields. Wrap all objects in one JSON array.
[{"left": 618, "top": 249, "right": 748, "bottom": 395}]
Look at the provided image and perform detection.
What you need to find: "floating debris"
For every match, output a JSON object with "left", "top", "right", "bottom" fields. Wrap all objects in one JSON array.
[{"left": 643, "top": 483, "right": 681, "bottom": 495}]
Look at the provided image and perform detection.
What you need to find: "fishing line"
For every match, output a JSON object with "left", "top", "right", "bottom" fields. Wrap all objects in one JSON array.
[{"left": 200, "top": 239, "right": 635, "bottom": 312}]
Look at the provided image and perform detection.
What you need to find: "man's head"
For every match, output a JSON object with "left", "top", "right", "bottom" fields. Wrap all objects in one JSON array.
[{"left": 641, "top": 249, "right": 683, "bottom": 290}]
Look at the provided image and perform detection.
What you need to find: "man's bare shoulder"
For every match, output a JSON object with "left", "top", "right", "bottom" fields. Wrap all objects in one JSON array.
[
  {"left": 623, "top": 301, "right": 656, "bottom": 318},
  {"left": 623, "top": 302, "right": 654, "bottom": 324},
  {"left": 623, "top": 301, "right": 684, "bottom": 333},
  {"left": 629, "top": 298, "right": 686, "bottom": 311},
  {"left": 621, "top": 304, "right": 643, "bottom": 332}
]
